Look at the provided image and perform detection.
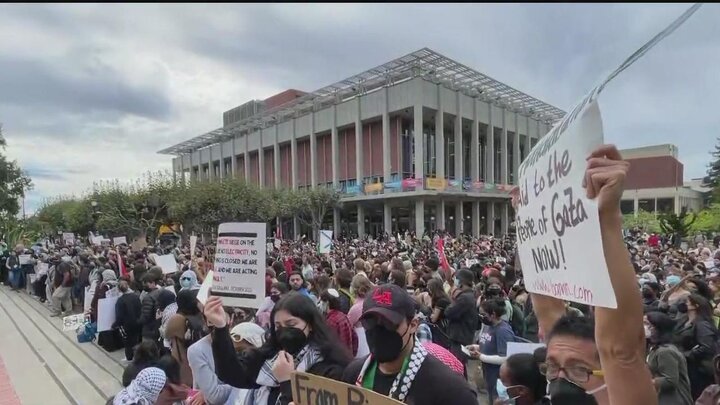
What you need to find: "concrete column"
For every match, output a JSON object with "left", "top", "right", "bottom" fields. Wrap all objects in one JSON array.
[
  {"left": 258, "top": 128, "right": 265, "bottom": 188},
  {"left": 357, "top": 205, "right": 366, "bottom": 238},
  {"left": 218, "top": 142, "right": 225, "bottom": 180},
  {"left": 472, "top": 201, "right": 481, "bottom": 237},
  {"left": 333, "top": 207, "right": 341, "bottom": 237},
  {"left": 524, "top": 115, "right": 531, "bottom": 159},
  {"left": 537, "top": 119, "right": 541, "bottom": 140},
  {"left": 456, "top": 202, "right": 464, "bottom": 235},
  {"left": 293, "top": 217, "right": 300, "bottom": 240},
  {"left": 291, "top": 119, "right": 297, "bottom": 190},
  {"left": 435, "top": 87, "right": 445, "bottom": 179},
  {"left": 487, "top": 202, "right": 495, "bottom": 236},
  {"left": 513, "top": 112, "right": 520, "bottom": 185},
  {"left": 244, "top": 134, "right": 250, "bottom": 182},
  {"left": 173, "top": 159, "right": 177, "bottom": 182},
  {"left": 355, "top": 98, "right": 364, "bottom": 183},
  {"left": 310, "top": 111, "right": 317, "bottom": 188},
  {"left": 470, "top": 99, "right": 479, "bottom": 182},
  {"left": 274, "top": 125, "right": 280, "bottom": 188},
  {"left": 634, "top": 195, "right": 639, "bottom": 217},
  {"left": 189, "top": 152, "right": 194, "bottom": 182},
  {"left": 413, "top": 104, "right": 424, "bottom": 181},
  {"left": 436, "top": 200, "right": 445, "bottom": 231},
  {"left": 179, "top": 155, "right": 186, "bottom": 184},
  {"left": 486, "top": 103, "right": 495, "bottom": 183},
  {"left": 454, "top": 91, "right": 462, "bottom": 181},
  {"left": 231, "top": 136, "right": 237, "bottom": 177},
  {"left": 383, "top": 203, "right": 392, "bottom": 236},
  {"left": 415, "top": 200, "right": 425, "bottom": 236},
  {"left": 382, "top": 87, "right": 391, "bottom": 183},
  {"left": 208, "top": 146, "right": 214, "bottom": 182},
  {"left": 674, "top": 194, "right": 681, "bottom": 215},
  {"left": 332, "top": 105, "right": 340, "bottom": 187},
  {"left": 501, "top": 108, "right": 508, "bottom": 185},
  {"left": 501, "top": 203, "right": 509, "bottom": 235}
]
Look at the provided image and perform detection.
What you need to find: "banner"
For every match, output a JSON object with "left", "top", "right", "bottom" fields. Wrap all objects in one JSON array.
[
  {"left": 97, "top": 296, "right": 119, "bottom": 332},
  {"left": 155, "top": 254, "right": 178, "bottom": 274},
  {"left": 91, "top": 235, "right": 103, "bottom": 246},
  {"left": 190, "top": 235, "right": 198, "bottom": 256},
  {"left": 62, "top": 232, "right": 75, "bottom": 243},
  {"left": 113, "top": 236, "right": 127, "bottom": 246},
  {"left": 401, "top": 178, "right": 423, "bottom": 190},
  {"left": 425, "top": 177, "right": 447, "bottom": 191},
  {"left": 18, "top": 254, "right": 31, "bottom": 265},
  {"left": 319, "top": 230, "right": 333, "bottom": 254},
  {"left": 345, "top": 185, "right": 361, "bottom": 195},
  {"left": 364, "top": 183, "right": 383, "bottom": 194},
  {"left": 291, "top": 372, "right": 402, "bottom": 405},
  {"left": 36, "top": 262, "right": 48, "bottom": 276},
  {"left": 213, "top": 222, "right": 266, "bottom": 309}
]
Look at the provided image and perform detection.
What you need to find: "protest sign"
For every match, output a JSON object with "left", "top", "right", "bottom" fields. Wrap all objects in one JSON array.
[
  {"left": 62, "top": 232, "right": 75, "bottom": 243},
  {"left": 507, "top": 342, "right": 546, "bottom": 358},
  {"left": 213, "top": 222, "right": 265, "bottom": 309},
  {"left": 91, "top": 235, "right": 103, "bottom": 246},
  {"left": 190, "top": 235, "right": 198, "bottom": 255},
  {"left": 319, "top": 230, "right": 333, "bottom": 254},
  {"left": 197, "top": 270, "right": 213, "bottom": 305},
  {"left": 18, "top": 254, "right": 31, "bottom": 265},
  {"left": 36, "top": 262, "right": 49, "bottom": 276},
  {"left": 113, "top": 236, "right": 127, "bottom": 246},
  {"left": 62, "top": 314, "right": 86, "bottom": 331},
  {"left": 291, "top": 372, "right": 402, "bottom": 405},
  {"left": 155, "top": 254, "right": 178, "bottom": 274},
  {"left": 514, "top": 3, "right": 701, "bottom": 309},
  {"left": 97, "top": 296, "right": 119, "bottom": 332}
]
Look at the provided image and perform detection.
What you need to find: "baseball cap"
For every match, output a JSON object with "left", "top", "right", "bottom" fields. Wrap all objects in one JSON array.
[{"left": 361, "top": 284, "right": 416, "bottom": 328}]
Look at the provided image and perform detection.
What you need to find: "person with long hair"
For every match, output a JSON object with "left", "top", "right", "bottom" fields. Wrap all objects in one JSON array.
[
  {"left": 426, "top": 278, "right": 451, "bottom": 349},
  {"left": 205, "top": 292, "right": 351, "bottom": 405},
  {"left": 122, "top": 340, "right": 160, "bottom": 387},
  {"left": 644, "top": 311, "right": 693, "bottom": 405},
  {"left": 674, "top": 293, "right": 720, "bottom": 399},
  {"left": 497, "top": 353, "right": 547, "bottom": 405},
  {"left": 165, "top": 289, "right": 207, "bottom": 387}
]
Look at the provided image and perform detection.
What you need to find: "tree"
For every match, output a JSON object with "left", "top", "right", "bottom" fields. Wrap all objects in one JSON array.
[
  {"left": 290, "top": 188, "right": 340, "bottom": 241},
  {"left": 691, "top": 204, "right": 720, "bottom": 234},
  {"left": 0, "top": 125, "right": 33, "bottom": 218},
  {"left": 704, "top": 137, "right": 720, "bottom": 202},
  {"left": 659, "top": 208, "right": 696, "bottom": 246},
  {"left": 622, "top": 210, "right": 661, "bottom": 233}
]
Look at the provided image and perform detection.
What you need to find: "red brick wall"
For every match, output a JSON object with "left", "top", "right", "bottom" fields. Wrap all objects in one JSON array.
[
  {"left": 625, "top": 156, "right": 683, "bottom": 189},
  {"left": 264, "top": 89, "right": 307, "bottom": 110}
]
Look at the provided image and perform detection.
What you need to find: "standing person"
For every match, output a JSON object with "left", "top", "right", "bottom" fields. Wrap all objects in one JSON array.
[
  {"left": 333, "top": 268, "right": 355, "bottom": 314},
  {"left": 6, "top": 250, "right": 19, "bottom": 291},
  {"left": 114, "top": 278, "right": 142, "bottom": 362},
  {"left": 91, "top": 269, "right": 123, "bottom": 352},
  {"left": 165, "top": 289, "right": 207, "bottom": 387},
  {"left": 205, "top": 292, "right": 351, "bottom": 405},
  {"left": 341, "top": 284, "right": 477, "bottom": 405},
  {"left": 138, "top": 273, "right": 165, "bottom": 346},
  {"left": 50, "top": 261, "right": 74, "bottom": 317},
  {"left": 288, "top": 272, "right": 317, "bottom": 302},
  {"left": 347, "top": 275, "right": 373, "bottom": 328},
  {"left": 426, "top": 278, "right": 451, "bottom": 349},
  {"left": 674, "top": 294, "right": 719, "bottom": 399},
  {"left": 256, "top": 283, "right": 289, "bottom": 329},
  {"left": 320, "top": 289, "right": 358, "bottom": 356},
  {"left": 644, "top": 311, "right": 693, "bottom": 405},
  {"left": 444, "top": 268, "right": 478, "bottom": 365},
  {"left": 178, "top": 270, "right": 200, "bottom": 291}
]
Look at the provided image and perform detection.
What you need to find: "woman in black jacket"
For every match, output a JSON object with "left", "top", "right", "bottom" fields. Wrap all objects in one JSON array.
[
  {"left": 205, "top": 292, "right": 351, "bottom": 405},
  {"left": 444, "top": 269, "right": 478, "bottom": 365},
  {"left": 674, "top": 293, "right": 720, "bottom": 399}
]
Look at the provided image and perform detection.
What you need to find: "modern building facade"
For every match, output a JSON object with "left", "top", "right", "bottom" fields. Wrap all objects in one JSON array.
[
  {"left": 620, "top": 144, "right": 705, "bottom": 215},
  {"left": 159, "top": 48, "right": 564, "bottom": 238}
]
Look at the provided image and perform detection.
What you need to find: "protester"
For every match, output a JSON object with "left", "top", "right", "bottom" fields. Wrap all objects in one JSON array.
[
  {"left": 112, "top": 367, "right": 167, "bottom": 405},
  {"left": 497, "top": 353, "right": 548, "bottom": 405},
  {"left": 444, "top": 268, "right": 479, "bottom": 364},
  {"left": 644, "top": 311, "right": 693, "bottom": 405},
  {"left": 165, "top": 289, "right": 207, "bottom": 386},
  {"left": 256, "top": 282, "right": 289, "bottom": 329},
  {"left": 333, "top": 268, "right": 355, "bottom": 314},
  {"left": 179, "top": 270, "right": 200, "bottom": 291},
  {"left": 320, "top": 288, "right": 358, "bottom": 356},
  {"left": 122, "top": 340, "right": 161, "bottom": 387},
  {"left": 114, "top": 278, "right": 143, "bottom": 362},
  {"left": 287, "top": 272, "right": 316, "bottom": 302},
  {"left": 50, "top": 261, "right": 74, "bottom": 317}
]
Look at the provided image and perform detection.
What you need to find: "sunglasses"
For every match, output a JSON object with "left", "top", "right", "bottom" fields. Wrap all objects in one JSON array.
[{"left": 181, "top": 277, "right": 192, "bottom": 281}]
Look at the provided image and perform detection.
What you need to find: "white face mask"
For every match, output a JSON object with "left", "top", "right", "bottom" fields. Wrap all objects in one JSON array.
[{"left": 644, "top": 325, "right": 652, "bottom": 338}]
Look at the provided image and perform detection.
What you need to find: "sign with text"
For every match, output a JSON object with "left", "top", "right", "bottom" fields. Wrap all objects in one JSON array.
[
  {"left": 426, "top": 177, "right": 447, "bottom": 190},
  {"left": 18, "top": 254, "right": 31, "bottom": 265},
  {"left": 319, "top": 230, "right": 333, "bottom": 254},
  {"left": 62, "top": 232, "right": 75, "bottom": 243},
  {"left": 213, "top": 222, "right": 266, "bottom": 309},
  {"left": 62, "top": 314, "right": 87, "bottom": 331},
  {"left": 291, "top": 372, "right": 402, "bottom": 405},
  {"left": 113, "top": 236, "right": 127, "bottom": 246}
]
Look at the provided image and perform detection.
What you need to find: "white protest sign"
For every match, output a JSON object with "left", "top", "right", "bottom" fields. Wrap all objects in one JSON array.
[
  {"left": 91, "top": 236, "right": 104, "bottom": 246},
  {"left": 18, "top": 254, "right": 31, "bottom": 265},
  {"left": 506, "top": 342, "right": 546, "bottom": 358},
  {"left": 155, "top": 254, "right": 178, "bottom": 274},
  {"left": 62, "top": 232, "right": 75, "bottom": 243},
  {"left": 213, "top": 222, "right": 266, "bottom": 309},
  {"left": 62, "top": 314, "right": 86, "bottom": 331},
  {"left": 97, "top": 296, "right": 119, "bottom": 332},
  {"left": 190, "top": 235, "right": 198, "bottom": 256},
  {"left": 113, "top": 236, "right": 127, "bottom": 246},
  {"left": 36, "top": 262, "right": 49, "bottom": 276},
  {"left": 319, "top": 230, "right": 333, "bottom": 254},
  {"left": 515, "top": 3, "right": 702, "bottom": 309},
  {"left": 197, "top": 270, "right": 213, "bottom": 305}
]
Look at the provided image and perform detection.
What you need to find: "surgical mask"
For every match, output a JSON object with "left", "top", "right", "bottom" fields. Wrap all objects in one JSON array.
[
  {"left": 275, "top": 326, "right": 307, "bottom": 355},
  {"left": 365, "top": 324, "right": 410, "bottom": 363},
  {"left": 180, "top": 278, "right": 192, "bottom": 289},
  {"left": 548, "top": 378, "right": 605, "bottom": 405},
  {"left": 496, "top": 379, "right": 521, "bottom": 404}
]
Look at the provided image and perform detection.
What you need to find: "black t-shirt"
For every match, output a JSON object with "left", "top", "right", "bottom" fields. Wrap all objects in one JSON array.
[{"left": 372, "top": 369, "right": 398, "bottom": 396}]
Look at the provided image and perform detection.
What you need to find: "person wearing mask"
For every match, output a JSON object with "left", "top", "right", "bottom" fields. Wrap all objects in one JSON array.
[
  {"left": 165, "top": 289, "right": 208, "bottom": 387},
  {"left": 426, "top": 278, "right": 451, "bottom": 349},
  {"left": 644, "top": 311, "right": 693, "bottom": 405},
  {"left": 497, "top": 352, "right": 548, "bottom": 405},
  {"left": 114, "top": 278, "right": 143, "bottom": 362},
  {"left": 444, "top": 268, "right": 478, "bottom": 365},
  {"left": 333, "top": 268, "right": 355, "bottom": 314},
  {"left": 341, "top": 284, "right": 477, "bottom": 404},
  {"left": 178, "top": 270, "right": 200, "bottom": 291},
  {"left": 467, "top": 298, "right": 516, "bottom": 404},
  {"left": 288, "top": 272, "right": 317, "bottom": 303},
  {"left": 514, "top": 145, "right": 657, "bottom": 405},
  {"left": 50, "top": 261, "right": 74, "bottom": 317},
  {"left": 642, "top": 282, "right": 661, "bottom": 313},
  {"left": 674, "top": 294, "right": 719, "bottom": 399},
  {"left": 256, "top": 282, "right": 289, "bottom": 329},
  {"left": 319, "top": 288, "right": 358, "bottom": 356},
  {"left": 205, "top": 292, "right": 351, "bottom": 405}
]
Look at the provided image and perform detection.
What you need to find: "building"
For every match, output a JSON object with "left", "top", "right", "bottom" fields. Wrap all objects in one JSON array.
[
  {"left": 158, "top": 48, "right": 564, "bottom": 238},
  {"left": 620, "top": 144, "right": 705, "bottom": 216}
]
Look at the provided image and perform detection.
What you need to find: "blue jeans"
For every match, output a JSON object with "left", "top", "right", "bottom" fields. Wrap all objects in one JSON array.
[{"left": 9, "top": 267, "right": 20, "bottom": 289}]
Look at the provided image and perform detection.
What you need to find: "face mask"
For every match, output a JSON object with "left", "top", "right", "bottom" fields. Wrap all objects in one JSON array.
[
  {"left": 677, "top": 302, "right": 688, "bottom": 314},
  {"left": 275, "top": 326, "right": 308, "bottom": 355},
  {"left": 180, "top": 279, "right": 192, "bottom": 289},
  {"left": 365, "top": 324, "right": 410, "bottom": 363},
  {"left": 644, "top": 325, "right": 652, "bottom": 339},
  {"left": 496, "top": 380, "right": 521, "bottom": 404},
  {"left": 480, "top": 314, "right": 494, "bottom": 326},
  {"left": 548, "top": 378, "right": 604, "bottom": 405},
  {"left": 270, "top": 294, "right": 281, "bottom": 303}
]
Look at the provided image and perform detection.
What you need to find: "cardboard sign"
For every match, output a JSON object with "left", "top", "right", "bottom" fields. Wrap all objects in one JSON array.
[
  {"left": 155, "top": 254, "right": 178, "bottom": 274},
  {"left": 18, "top": 254, "right": 31, "bottom": 265},
  {"left": 319, "top": 230, "right": 333, "bottom": 254},
  {"left": 97, "top": 296, "right": 119, "bottom": 332},
  {"left": 196, "top": 270, "right": 213, "bottom": 305},
  {"left": 62, "top": 314, "right": 86, "bottom": 331},
  {"left": 291, "top": 372, "right": 402, "bottom": 405},
  {"left": 113, "top": 236, "right": 127, "bottom": 246},
  {"left": 213, "top": 222, "right": 266, "bottom": 309}
]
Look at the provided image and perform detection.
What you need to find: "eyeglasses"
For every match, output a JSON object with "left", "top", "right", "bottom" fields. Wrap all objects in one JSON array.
[{"left": 539, "top": 362, "right": 604, "bottom": 384}]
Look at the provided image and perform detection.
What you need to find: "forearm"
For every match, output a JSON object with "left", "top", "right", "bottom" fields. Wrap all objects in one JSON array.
[
  {"left": 529, "top": 293, "right": 565, "bottom": 342},
  {"left": 479, "top": 354, "right": 505, "bottom": 365}
]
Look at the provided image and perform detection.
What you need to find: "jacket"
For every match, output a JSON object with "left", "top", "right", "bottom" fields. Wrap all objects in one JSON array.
[
  {"left": 341, "top": 353, "right": 477, "bottom": 405},
  {"left": 646, "top": 344, "right": 693, "bottom": 405},
  {"left": 211, "top": 326, "right": 345, "bottom": 405},
  {"left": 444, "top": 289, "right": 478, "bottom": 345},
  {"left": 139, "top": 288, "right": 163, "bottom": 340},
  {"left": 114, "top": 292, "right": 142, "bottom": 333}
]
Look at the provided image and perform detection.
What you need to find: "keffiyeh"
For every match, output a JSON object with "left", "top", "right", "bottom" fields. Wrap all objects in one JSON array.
[
  {"left": 245, "top": 345, "right": 322, "bottom": 405},
  {"left": 355, "top": 338, "right": 428, "bottom": 403},
  {"left": 113, "top": 367, "right": 166, "bottom": 405}
]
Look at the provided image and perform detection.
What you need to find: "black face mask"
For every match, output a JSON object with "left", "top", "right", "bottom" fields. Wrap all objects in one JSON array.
[
  {"left": 270, "top": 294, "right": 281, "bottom": 303},
  {"left": 677, "top": 302, "right": 688, "bottom": 314},
  {"left": 548, "top": 378, "right": 599, "bottom": 405},
  {"left": 480, "top": 314, "right": 494, "bottom": 326},
  {"left": 365, "top": 325, "right": 410, "bottom": 363},
  {"left": 641, "top": 289, "right": 655, "bottom": 300},
  {"left": 275, "top": 326, "right": 307, "bottom": 355}
]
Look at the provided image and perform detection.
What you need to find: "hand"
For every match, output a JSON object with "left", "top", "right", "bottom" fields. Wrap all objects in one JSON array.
[
  {"left": 203, "top": 296, "right": 227, "bottom": 328},
  {"left": 189, "top": 391, "right": 206, "bottom": 405},
  {"left": 272, "top": 350, "right": 295, "bottom": 382},
  {"left": 583, "top": 144, "right": 629, "bottom": 217},
  {"left": 465, "top": 344, "right": 481, "bottom": 359}
]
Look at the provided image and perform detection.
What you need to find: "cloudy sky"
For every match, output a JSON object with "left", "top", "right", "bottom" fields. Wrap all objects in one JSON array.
[{"left": 1, "top": 3, "right": 718, "bottom": 213}]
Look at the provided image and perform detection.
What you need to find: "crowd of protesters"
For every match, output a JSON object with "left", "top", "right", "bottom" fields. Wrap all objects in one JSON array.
[{"left": 2, "top": 145, "right": 720, "bottom": 404}]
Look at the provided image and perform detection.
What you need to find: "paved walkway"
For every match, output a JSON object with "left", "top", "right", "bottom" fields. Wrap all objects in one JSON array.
[{"left": 0, "top": 286, "right": 124, "bottom": 405}]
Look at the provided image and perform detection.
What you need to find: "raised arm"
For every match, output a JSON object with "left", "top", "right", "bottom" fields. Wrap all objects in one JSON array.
[{"left": 585, "top": 144, "right": 656, "bottom": 405}]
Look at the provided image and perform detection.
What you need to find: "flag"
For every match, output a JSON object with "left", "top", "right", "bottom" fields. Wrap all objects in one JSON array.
[
  {"left": 437, "top": 238, "right": 451, "bottom": 278},
  {"left": 117, "top": 248, "right": 128, "bottom": 278}
]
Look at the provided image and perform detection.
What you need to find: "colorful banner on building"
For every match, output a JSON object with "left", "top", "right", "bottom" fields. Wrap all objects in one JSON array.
[
  {"left": 426, "top": 177, "right": 447, "bottom": 191},
  {"left": 364, "top": 182, "right": 384, "bottom": 194},
  {"left": 401, "top": 178, "right": 423, "bottom": 190},
  {"left": 344, "top": 185, "right": 361, "bottom": 195}
]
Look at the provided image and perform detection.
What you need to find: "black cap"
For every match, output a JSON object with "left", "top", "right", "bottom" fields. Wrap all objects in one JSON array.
[{"left": 361, "top": 284, "right": 416, "bottom": 327}]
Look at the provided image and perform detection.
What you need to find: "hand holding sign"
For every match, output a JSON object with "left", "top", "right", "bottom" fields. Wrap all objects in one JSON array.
[
  {"left": 203, "top": 296, "right": 226, "bottom": 328},
  {"left": 583, "top": 145, "right": 628, "bottom": 216}
]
